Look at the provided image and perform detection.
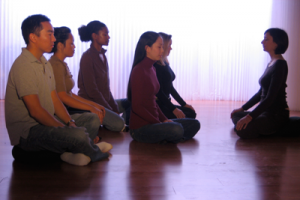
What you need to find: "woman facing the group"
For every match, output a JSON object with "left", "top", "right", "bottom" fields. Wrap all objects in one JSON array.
[{"left": 231, "top": 28, "right": 290, "bottom": 139}]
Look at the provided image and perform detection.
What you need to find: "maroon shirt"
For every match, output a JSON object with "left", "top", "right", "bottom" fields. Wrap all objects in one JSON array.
[
  {"left": 129, "top": 57, "right": 168, "bottom": 129},
  {"left": 77, "top": 44, "right": 119, "bottom": 112}
]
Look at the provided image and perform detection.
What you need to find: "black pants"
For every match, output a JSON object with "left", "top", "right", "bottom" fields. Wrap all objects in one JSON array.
[
  {"left": 231, "top": 110, "right": 289, "bottom": 139},
  {"left": 157, "top": 101, "right": 196, "bottom": 119}
]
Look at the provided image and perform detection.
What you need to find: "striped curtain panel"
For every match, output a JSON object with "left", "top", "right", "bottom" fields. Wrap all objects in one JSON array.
[{"left": 1, "top": 0, "right": 300, "bottom": 109}]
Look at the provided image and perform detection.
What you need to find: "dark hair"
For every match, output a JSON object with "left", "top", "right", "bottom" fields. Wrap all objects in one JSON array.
[
  {"left": 265, "top": 28, "right": 289, "bottom": 54},
  {"left": 51, "top": 27, "right": 71, "bottom": 53},
  {"left": 21, "top": 14, "right": 50, "bottom": 45},
  {"left": 127, "top": 31, "right": 160, "bottom": 101},
  {"left": 78, "top": 21, "right": 106, "bottom": 42}
]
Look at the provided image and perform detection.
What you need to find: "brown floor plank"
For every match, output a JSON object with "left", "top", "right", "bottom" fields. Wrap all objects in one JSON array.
[{"left": 1, "top": 100, "right": 300, "bottom": 200}]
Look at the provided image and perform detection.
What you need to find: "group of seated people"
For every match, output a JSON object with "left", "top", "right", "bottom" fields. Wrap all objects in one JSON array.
[{"left": 4, "top": 14, "right": 300, "bottom": 166}]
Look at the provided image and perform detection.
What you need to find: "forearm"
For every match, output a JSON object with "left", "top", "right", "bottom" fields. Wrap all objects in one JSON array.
[
  {"left": 34, "top": 108, "right": 65, "bottom": 127},
  {"left": 22, "top": 94, "right": 65, "bottom": 127},
  {"left": 59, "top": 92, "right": 94, "bottom": 111},
  {"left": 242, "top": 89, "right": 261, "bottom": 110},
  {"left": 171, "top": 86, "right": 186, "bottom": 106},
  {"left": 52, "top": 91, "right": 73, "bottom": 125},
  {"left": 72, "top": 93, "right": 99, "bottom": 107}
]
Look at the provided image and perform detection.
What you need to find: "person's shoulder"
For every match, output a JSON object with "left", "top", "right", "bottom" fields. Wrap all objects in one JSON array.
[
  {"left": 271, "top": 59, "right": 288, "bottom": 74},
  {"left": 274, "top": 59, "right": 288, "bottom": 68},
  {"left": 132, "top": 64, "right": 146, "bottom": 77},
  {"left": 49, "top": 56, "right": 64, "bottom": 69},
  {"left": 80, "top": 48, "right": 94, "bottom": 62},
  {"left": 11, "top": 52, "right": 32, "bottom": 72}
]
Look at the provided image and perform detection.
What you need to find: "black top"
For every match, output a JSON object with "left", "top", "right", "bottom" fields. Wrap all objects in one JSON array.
[
  {"left": 154, "top": 62, "right": 186, "bottom": 111},
  {"left": 242, "top": 60, "right": 289, "bottom": 119}
]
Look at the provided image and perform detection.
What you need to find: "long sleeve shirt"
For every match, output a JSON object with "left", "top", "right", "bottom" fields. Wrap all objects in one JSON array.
[
  {"left": 154, "top": 62, "right": 186, "bottom": 111},
  {"left": 242, "top": 60, "right": 289, "bottom": 119},
  {"left": 129, "top": 57, "right": 168, "bottom": 129},
  {"left": 77, "top": 44, "right": 119, "bottom": 112}
]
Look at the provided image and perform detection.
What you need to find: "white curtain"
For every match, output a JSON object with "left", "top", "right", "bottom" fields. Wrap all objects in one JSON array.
[{"left": 0, "top": 0, "right": 299, "bottom": 109}]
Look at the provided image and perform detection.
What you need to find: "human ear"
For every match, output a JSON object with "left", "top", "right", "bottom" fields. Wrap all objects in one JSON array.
[
  {"left": 92, "top": 33, "right": 98, "bottom": 41},
  {"left": 29, "top": 33, "right": 37, "bottom": 43},
  {"left": 57, "top": 42, "right": 64, "bottom": 51},
  {"left": 145, "top": 45, "right": 150, "bottom": 53}
]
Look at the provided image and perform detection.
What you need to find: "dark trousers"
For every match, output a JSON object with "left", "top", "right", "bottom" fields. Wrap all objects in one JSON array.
[
  {"left": 130, "top": 118, "right": 200, "bottom": 143},
  {"left": 157, "top": 101, "right": 196, "bottom": 119},
  {"left": 231, "top": 110, "right": 289, "bottom": 139}
]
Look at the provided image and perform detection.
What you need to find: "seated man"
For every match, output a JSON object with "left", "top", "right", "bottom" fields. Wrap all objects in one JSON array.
[{"left": 5, "top": 14, "right": 112, "bottom": 166}]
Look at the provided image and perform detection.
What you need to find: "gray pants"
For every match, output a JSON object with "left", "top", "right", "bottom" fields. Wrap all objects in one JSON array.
[{"left": 17, "top": 113, "right": 109, "bottom": 162}]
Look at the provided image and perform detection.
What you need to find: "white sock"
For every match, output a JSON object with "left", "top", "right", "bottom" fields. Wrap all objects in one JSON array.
[
  {"left": 96, "top": 142, "right": 113, "bottom": 153},
  {"left": 60, "top": 152, "right": 91, "bottom": 166}
]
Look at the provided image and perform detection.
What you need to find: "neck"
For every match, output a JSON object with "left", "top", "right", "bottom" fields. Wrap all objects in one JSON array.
[
  {"left": 269, "top": 51, "right": 283, "bottom": 61},
  {"left": 92, "top": 42, "right": 102, "bottom": 52},
  {"left": 26, "top": 45, "right": 44, "bottom": 61},
  {"left": 53, "top": 52, "right": 66, "bottom": 62}
]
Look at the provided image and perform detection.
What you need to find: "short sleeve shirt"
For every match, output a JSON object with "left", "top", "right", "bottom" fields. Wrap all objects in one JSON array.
[
  {"left": 5, "top": 48, "right": 55, "bottom": 145},
  {"left": 49, "top": 55, "right": 75, "bottom": 95}
]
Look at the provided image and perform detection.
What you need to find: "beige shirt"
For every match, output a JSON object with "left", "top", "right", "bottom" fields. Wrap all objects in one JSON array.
[
  {"left": 5, "top": 48, "right": 55, "bottom": 145},
  {"left": 49, "top": 55, "right": 75, "bottom": 95}
]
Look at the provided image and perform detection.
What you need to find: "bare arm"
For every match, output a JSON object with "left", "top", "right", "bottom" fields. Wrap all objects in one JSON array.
[
  {"left": 71, "top": 93, "right": 105, "bottom": 115},
  {"left": 22, "top": 94, "right": 65, "bottom": 127},
  {"left": 51, "top": 90, "right": 75, "bottom": 126},
  {"left": 58, "top": 91, "right": 105, "bottom": 123}
]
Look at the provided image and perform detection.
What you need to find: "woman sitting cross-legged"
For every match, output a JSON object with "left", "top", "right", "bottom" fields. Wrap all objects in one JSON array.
[
  {"left": 49, "top": 26, "right": 126, "bottom": 138},
  {"left": 154, "top": 32, "right": 196, "bottom": 119},
  {"left": 127, "top": 31, "right": 200, "bottom": 143},
  {"left": 231, "top": 28, "right": 290, "bottom": 139}
]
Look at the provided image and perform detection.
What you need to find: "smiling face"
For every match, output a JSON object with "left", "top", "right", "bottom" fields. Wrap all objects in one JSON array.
[
  {"left": 261, "top": 32, "right": 278, "bottom": 54},
  {"left": 145, "top": 36, "right": 164, "bottom": 61},
  {"left": 61, "top": 33, "right": 75, "bottom": 58},
  {"left": 32, "top": 21, "right": 56, "bottom": 53},
  {"left": 94, "top": 26, "right": 110, "bottom": 46}
]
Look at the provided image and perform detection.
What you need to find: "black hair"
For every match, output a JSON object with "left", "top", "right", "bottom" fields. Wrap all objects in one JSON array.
[
  {"left": 21, "top": 14, "right": 50, "bottom": 45},
  {"left": 51, "top": 26, "right": 71, "bottom": 53},
  {"left": 265, "top": 28, "right": 289, "bottom": 54},
  {"left": 127, "top": 31, "right": 160, "bottom": 101},
  {"left": 78, "top": 20, "right": 106, "bottom": 42}
]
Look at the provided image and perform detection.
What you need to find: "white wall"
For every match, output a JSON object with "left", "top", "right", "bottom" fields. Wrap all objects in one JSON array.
[{"left": 270, "top": 0, "right": 300, "bottom": 110}]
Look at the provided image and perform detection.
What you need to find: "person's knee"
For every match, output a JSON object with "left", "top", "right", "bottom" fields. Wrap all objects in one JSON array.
[
  {"left": 186, "top": 110, "right": 197, "bottom": 119},
  {"left": 104, "top": 114, "right": 125, "bottom": 132},
  {"left": 113, "top": 116, "right": 125, "bottom": 132},
  {"left": 169, "top": 123, "right": 184, "bottom": 139},
  {"left": 232, "top": 111, "right": 247, "bottom": 125},
  {"left": 193, "top": 120, "right": 201, "bottom": 132},
  {"left": 68, "top": 128, "right": 90, "bottom": 145},
  {"left": 80, "top": 113, "right": 101, "bottom": 128}
]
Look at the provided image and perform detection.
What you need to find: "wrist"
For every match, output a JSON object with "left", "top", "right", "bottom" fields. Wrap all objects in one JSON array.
[
  {"left": 246, "top": 114, "right": 252, "bottom": 120},
  {"left": 67, "top": 119, "right": 75, "bottom": 126}
]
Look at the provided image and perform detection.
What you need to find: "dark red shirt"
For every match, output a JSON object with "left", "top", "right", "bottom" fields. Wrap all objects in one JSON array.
[
  {"left": 129, "top": 57, "right": 168, "bottom": 129},
  {"left": 77, "top": 44, "right": 119, "bottom": 112}
]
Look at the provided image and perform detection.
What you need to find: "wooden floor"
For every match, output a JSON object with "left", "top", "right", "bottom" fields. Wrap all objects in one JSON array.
[{"left": 0, "top": 100, "right": 300, "bottom": 200}]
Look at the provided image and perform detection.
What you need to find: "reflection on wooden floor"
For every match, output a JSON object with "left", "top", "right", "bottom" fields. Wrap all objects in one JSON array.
[{"left": 0, "top": 100, "right": 300, "bottom": 200}]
